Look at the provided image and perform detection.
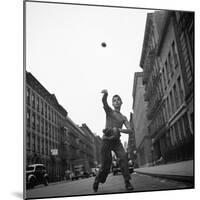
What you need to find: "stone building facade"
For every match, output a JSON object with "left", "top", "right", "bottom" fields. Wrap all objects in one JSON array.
[
  {"left": 140, "top": 11, "right": 194, "bottom": 164},
  {"left": 131, "top": 72, "right": 152, "bottom": 167}
]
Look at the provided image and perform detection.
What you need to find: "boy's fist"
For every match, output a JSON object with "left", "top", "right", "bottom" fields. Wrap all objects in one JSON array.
[{"left": 101, "top": 89, "right": 108, "bottom": 94}]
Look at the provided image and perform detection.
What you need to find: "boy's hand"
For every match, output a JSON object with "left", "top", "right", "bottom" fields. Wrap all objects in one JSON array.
[{"left": 101, "top": 89, "right": 108, "bottom": 94}]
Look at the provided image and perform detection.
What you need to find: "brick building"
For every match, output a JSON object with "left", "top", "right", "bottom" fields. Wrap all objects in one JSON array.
[
  {"left": 140, "top": 11, "right": 194, "bottom": 164},
  {"left": 26, "top": 72, "right": 102, "bottom": 181},
  {"left": 26, "top": 71, "right": 68, "bottom": 181}
]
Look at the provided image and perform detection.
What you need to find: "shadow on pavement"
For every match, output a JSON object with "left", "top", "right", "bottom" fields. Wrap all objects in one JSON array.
[{"left": 11, "top": 191, "right": 23, "bottom": 199}]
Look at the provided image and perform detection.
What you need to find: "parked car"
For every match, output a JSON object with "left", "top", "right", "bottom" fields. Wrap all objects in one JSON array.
[
  {"left": 70, "top": 170, "right": 90, "bottom": 181},
  {"left": 112, "top": 159, "right": 134, "bottom": 175},
  {"left": 26, "top": 164, "right": 49, "bottom": 189},
  {"left": 89, "top": 167, "right": 99, "bottom": 177}
]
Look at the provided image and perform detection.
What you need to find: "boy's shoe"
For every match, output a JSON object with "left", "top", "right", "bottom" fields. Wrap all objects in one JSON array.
[
  {"left": 125, "top": 181, "right": 134, "bottom": 191},
  {"left": 93, "top": 180, "right": 99, "bottom": 192}
]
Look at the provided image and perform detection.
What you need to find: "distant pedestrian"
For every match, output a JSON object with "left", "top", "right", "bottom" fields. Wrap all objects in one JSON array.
[{"left": 93, "top": 89, "right": 134, "bottom": 192}]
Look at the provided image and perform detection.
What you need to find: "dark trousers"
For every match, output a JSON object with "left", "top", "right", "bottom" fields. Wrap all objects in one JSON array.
[{"left": 95, "top": 139, "right": 131, "bottom": 183}]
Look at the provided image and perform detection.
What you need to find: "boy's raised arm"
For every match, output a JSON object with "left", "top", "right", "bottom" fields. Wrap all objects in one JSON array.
[
  {"left": 101, "top": 89, "right": 108, "bottom": 106},
  {"left": 101, "top": 89, "right": 111, "bottom": 113}
]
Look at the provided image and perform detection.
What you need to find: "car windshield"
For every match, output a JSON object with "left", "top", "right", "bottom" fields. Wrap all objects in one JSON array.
[{"left": 26, "top": 166, "right": 34, "bottom": 171}]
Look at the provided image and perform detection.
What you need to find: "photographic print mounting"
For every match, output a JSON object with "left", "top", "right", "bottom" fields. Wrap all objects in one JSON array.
[{"left": 24, "top": 0, "right": 194, "bottom": 199}]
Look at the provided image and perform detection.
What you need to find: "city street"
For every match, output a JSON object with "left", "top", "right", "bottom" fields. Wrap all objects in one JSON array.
[{"left": 26, "top": 172, "right": 193, "bottom": 199}]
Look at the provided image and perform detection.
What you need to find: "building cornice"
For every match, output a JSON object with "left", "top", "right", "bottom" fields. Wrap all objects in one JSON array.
[
  {"left": 139, "top": 13, "right": 153, "bottom": 69},
  {"left": 156, "top": 11, "right": 172, "bottom": 55}
]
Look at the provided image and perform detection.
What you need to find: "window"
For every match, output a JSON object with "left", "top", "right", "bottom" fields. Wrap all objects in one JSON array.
[
  {"left": 165, "top": 60, "right": 170, "bottom": 83},
  {"left": 172, "top": 41, "right": 178, "bottom": 68},
  {"left": 166, "top": 97, "right": 171, "bottom": 117},
  {"left": 159, "top": 80, "right": 164, "bottom": 97},
  {"left": 27, "top": 131, "right": 31, "bottom": 150},
  {"left": 41, "top": 101, "right": 44, "bottom": 115},
  {"left": 173, "top": 84, "right": 179, "bottom": 109},
  {"left": 41, "top": 118, "right": 44, "bottom": 134},
  {"left": 179, "top": 118, "right": 186, "bottom": 139},
  {"left": 32, "top": 93, "right": 35, "bottom": 109},
  {"left": 168, "top": 52, "right": 173, "bottom": 76},
  {"left": 49, "top": 124, "right": 51, "bottom": 138},
  {"left": 32, "top": 135, "right": 36, "bottom": 152},
  {"left": 37, "top": 115, "right": 40, "bottom": 132},
  {"left": 177, "top": 76, "right": 184, "bottom": 103},
  {"left": 42, "top": 139, "right": 44, "bottom": 154},
  {"left": 32, "top": 112, "right": 35, "bottom": 129},
  {"left": 162, "top": 68, "right": 167, "bottom": 89},
  {"left": 174, "top": 123, "right": 180, "bottom": 142},
  {"left": 36, "top": 96, "right": 40, "bottom": 112},
  {"left": 27, "top": 87, "right": 30, "bottom": 105},
  {"left": 190, "top": 112, "right": 194, "bottom": 133},
  {"left": 169, "top": 128, "right": 175, "bottom": 146},
  {"left": 46, "top": 139, "right": 48, "bottom": 155},
  {"left": 170, "top": 91, "right": 175, "bottom": 114},
  {"left": 45, "top": 103, "right": 47, "bottom": 118},
  {"left": 48, "top": 106, "right": 51, "bottom": 120},
  {"left": 27, "top": 109, "right": 30, "bottom": 127},
  {"left": 163, "top": 102, "right": 167, "bottom": 121},
  {"left": 37, "top": 137, "right": 40, "bottom": 153},
  {"left": 45, "top": 120, "right": 48, "bottom": 136},
  {"left": 166, "top": 131, "right": 171, "bottom": 148},
  {"left": 183, "top": 114, "right": 192, "bottom": 137},
  {"left": 177, "top": 121, "right": 183, "bottom": 141},
  {"left": 151, "top": 34, "right": 156, "bottom": 49},
  {"left": 188, "top": 22, "right": 194, "bottom": 57}
]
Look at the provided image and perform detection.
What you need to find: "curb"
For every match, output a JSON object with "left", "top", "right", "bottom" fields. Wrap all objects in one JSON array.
[{"left": 135, "top": 171, "right": 194, "bottom": 184}]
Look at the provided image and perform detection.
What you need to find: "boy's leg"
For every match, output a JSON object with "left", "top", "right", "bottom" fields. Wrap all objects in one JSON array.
[
  {"left": 113, "top": 141, "right": 134, "bottom": 191},
  {"left": 93, "top": 140, "right": 112, "bottom": 192}
]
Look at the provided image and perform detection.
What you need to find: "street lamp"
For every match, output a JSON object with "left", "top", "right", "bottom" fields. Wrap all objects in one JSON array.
[
  {"left": 51, "top": 149, "right": 58, "bottom": 181},
  {"left": 151, "top": 146, "right": 154, "bottom": 166}
]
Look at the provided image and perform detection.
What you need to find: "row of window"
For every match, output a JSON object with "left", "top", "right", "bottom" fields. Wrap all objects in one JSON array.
[
  {"left": 164, "top": 76, "right": 184, "bottom": 120},
  {"left": 147, "top": 40, "right": 179, "bottom": 110},
  {"left": 27, "top": 131, "right": 58, "bottom": 156},
  {"left": 27, "top": 108, "right": 61, "bottom": 141},
  {"left": 160, "top": 114, "right": 192, "bottom": 150},
  {"left": 26, "top": 86, "right": 63, "bottom": 126},
  {"left": 162, "top": 41, "right": 179, "bottom": 90},
  {"left": 149, "top": 75, "right": 185, "bottom": 135}
]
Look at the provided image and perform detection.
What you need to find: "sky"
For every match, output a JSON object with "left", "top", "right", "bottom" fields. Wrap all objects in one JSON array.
[{"left": 26, "top": 1, "right": 152, "bottom": 143}]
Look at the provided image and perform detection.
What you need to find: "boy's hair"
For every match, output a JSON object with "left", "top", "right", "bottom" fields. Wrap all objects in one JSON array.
[{"left": 112, "top": 95, "right": 122, "bottom": 103}]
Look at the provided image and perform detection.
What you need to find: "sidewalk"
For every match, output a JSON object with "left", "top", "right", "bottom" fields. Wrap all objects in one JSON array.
[{"left": 134, "top": 160, "right": 194, "bottom": 183}]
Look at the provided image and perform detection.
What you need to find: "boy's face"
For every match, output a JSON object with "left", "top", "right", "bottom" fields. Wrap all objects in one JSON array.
[{"left": 112, "top": 96, "right": 122, "bottom": 109}]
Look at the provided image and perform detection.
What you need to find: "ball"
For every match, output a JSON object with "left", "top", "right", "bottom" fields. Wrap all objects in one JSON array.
[{"left": 101, "top": 42, "right": 107, "bottom": 47}]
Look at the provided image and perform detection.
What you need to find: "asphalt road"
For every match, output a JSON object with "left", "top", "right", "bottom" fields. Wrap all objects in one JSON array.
[{"left": 26, "top": 172, "right": 193, "bottom": 199}]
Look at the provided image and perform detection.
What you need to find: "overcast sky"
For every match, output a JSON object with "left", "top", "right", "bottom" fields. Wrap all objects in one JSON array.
[{"left": 26, "top": 2, "right": 153, "bottom": 143}]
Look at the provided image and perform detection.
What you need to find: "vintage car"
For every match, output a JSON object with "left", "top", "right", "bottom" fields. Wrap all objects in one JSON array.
[
  {"left": 112, "top": 159, "right": 134, "bottom": 175},
  {"left": 26, "top": 164, "right": 49, "bottom": 189},
  {"left": 70, "top": 170, "right": 90, "bottom": 181}
]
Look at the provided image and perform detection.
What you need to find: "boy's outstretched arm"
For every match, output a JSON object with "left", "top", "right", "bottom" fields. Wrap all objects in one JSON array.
[{"left": 101, "top": 89, "right": 109, "bottom": 108}]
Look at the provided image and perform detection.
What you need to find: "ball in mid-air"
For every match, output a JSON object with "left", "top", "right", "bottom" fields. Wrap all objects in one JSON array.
[{"left": 101, "top": 42, "right": 107, "bottom": 47}]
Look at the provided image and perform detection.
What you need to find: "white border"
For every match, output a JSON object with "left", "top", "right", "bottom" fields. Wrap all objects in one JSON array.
[{"left": 0, "top": 0, "right": 199, "bottom": 200}]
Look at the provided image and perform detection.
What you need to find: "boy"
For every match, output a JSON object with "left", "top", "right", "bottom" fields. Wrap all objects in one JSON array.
[{"left": 93, "top": 89, "right": 134, "bottom": 192}]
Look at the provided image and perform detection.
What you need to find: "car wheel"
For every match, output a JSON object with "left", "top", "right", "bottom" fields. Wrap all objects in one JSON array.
[
  {"left": 29, "top": 178, "right": 35, "bottom": 189},
  {"left": 44, "top": 178, "right": 48, "bottom": 186}
]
